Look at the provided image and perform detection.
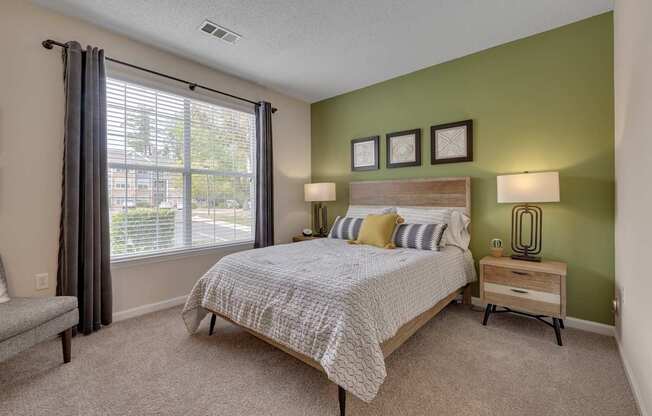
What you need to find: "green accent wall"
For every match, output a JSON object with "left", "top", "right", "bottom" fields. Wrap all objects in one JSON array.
[{"left": 310, "top": 13, "right": 614, "bottom": 324}]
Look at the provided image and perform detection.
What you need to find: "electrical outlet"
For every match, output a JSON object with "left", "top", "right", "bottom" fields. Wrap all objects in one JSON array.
[{"left": 35, "top": 273, "right": 49, "bottom": 290}]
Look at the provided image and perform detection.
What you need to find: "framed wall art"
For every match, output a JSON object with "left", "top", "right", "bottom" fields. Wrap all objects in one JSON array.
[
  {"left": 351, "top": 136, "right": 380, "bottom": 171},
  {"left": 431, "top": 119, "right": 473, "bottom": 164},
  {"left": 386, "top": 128, "right": 421, "bottom": 168}
]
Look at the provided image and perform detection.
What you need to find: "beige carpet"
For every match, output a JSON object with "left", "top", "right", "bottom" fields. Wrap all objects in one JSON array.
[{"left": 0, "top": 303, "right": 638, "bottom": 416}]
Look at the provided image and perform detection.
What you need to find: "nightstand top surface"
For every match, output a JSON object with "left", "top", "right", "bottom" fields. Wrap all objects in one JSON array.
[
  {"left": 480, "top": 256, "right": 567, "bottom": 276},
  {"left": 292, "top": 234, "right": 324, "bottom": 242}
]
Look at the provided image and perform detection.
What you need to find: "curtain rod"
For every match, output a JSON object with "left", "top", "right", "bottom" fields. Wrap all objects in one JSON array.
[{"left": 42, "top": 39, "right": 277, "bottom": 113}]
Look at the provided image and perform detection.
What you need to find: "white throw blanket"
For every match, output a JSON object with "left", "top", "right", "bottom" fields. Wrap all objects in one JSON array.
[{"left": 182, "top": 238, "right": 475, "bottom": 401}]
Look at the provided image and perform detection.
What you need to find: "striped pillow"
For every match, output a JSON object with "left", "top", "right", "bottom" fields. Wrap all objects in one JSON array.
[
  {"left": 397, "top": 207, "right": 452, "bottom": 246},
  {"left": 392, "top": 223, "right": 448, "bottom": 251},
  {"left": 328, "top": 216, "right": 364, "bottom": 240}
]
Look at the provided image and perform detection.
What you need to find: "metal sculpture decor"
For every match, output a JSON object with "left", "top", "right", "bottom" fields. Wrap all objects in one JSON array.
[
  {"left": 497, "top": 171, "right": 560, "bottom": 262},
  {"left": 510, "top": 204, "right": 543, "bottom": 261}
]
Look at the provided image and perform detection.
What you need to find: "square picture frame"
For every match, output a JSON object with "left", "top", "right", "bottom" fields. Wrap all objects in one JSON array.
[
  {"left": 386, "top": 128, "right": 421, "bottom": 168},
  {"left": 351, "top": 136, "right": 380, "bottom": 171},
  {"left": 431, "top": 119, "right": 473, "bottom": 164}
]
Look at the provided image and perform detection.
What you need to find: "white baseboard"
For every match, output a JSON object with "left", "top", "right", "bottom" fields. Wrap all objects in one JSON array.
[
  {"left": 564, "top": 316, "right": 614, "bottom": 337},
  {"left": 113, "top": 295, "right": 187, "bottom": 322},
  {"left": 470, "top": 297, "right": 615, "bottom": 337},
  {"left": 616, "top": 336, "right": 649, "bottom": 416}
]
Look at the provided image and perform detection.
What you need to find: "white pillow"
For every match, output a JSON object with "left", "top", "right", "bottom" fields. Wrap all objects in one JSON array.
[
  {"left": 446, "top": 211, "right": 471, "bottom": 250},
  {"left": 345, "top": 205, "right": 397, "bottom": 218}
]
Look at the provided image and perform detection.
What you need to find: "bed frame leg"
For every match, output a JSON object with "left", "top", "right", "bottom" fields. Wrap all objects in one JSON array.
[
  {"left": 338, "top": 385, "right": 346, "bottom": 416},
  {"left": 209, "top": 313, "right": 217, "bottom": 336},
  {"left": 462, "top": 284, "right": 472, "bottom": 306}
]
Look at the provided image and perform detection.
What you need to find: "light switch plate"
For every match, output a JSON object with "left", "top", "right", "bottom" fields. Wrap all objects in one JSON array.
[{"left": 35, "top": 273, "right": 49, "bottom": 290}]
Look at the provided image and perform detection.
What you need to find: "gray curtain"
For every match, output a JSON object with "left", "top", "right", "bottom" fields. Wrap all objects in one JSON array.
[
  {"left": 254, "top": 102, "right": 274, "bottom": 248},
  {"left": 57, "top": 42, "right": 112, "bottom": 335}
]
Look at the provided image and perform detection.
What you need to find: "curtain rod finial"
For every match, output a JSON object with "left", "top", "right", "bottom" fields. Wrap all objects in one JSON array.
[{"left": 42, "top": 40, "right": 54, "bottom": 49}]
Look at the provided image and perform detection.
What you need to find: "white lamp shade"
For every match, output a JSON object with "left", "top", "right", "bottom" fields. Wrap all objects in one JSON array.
[
  {"left": 304, "top": 182, "right": 336, "bottom": 202},
  {"left": 497, "top": 172, "right": 560, "bottom": 203}
]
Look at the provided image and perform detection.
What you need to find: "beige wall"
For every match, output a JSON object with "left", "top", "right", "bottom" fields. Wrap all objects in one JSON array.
[
  {"left": 0, "top": 0, "right": 311, "bottom": 313},
  {"left": 614, "top": 0, "right": 652, "bottom": 414}
]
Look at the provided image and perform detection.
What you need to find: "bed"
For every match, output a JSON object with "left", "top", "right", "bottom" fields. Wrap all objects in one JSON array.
[{"left": 182, "top": 177, "right": 475, "bottom": 415}]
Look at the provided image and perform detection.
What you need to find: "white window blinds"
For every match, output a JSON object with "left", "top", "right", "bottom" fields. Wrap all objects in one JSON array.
[{"left": 106, "top": 77, "right": 255, "bottom": 259}]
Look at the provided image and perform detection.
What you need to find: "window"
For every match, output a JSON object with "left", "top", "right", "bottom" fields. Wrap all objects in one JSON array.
[{"left": 107, "top": 77, "right": 255, "bottom": 260}]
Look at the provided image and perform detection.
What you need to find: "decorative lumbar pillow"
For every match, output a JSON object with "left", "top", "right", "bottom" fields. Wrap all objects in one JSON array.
[
  {"left": 348, "top": 213, "right": 404, "bottom": 249},
  {"left": 397, "top": 207, "right": 452, "bottom": 246},
  {"left": 328, "top": 216, "right": 364, "bottom": 240},
  {"left": 0, "top": 255, "right": 10, "bottom": 304},
  {"left": 393, "top": 223, "right": 448, "bottom": 251}
]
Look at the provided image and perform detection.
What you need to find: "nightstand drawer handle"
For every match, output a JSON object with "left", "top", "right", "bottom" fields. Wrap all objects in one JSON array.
[
  {"left": 510, "top": 288, "right": 529, "bottom": 294},
  {"left": 511, "top": 271, "right": 529, "bottom": 276}
]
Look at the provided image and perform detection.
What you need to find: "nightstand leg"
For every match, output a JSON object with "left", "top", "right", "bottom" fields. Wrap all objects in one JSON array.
[
  {"left": 491, "top": 304, "right": 497, "bottom": 313},
  {"left": 209, "top": 313, "right": 217, "bottom": 336},
  {"left": 553, "top": 318, "right": 563, "bottom": 346},
  {"left": 482, "top": 304, "right": 493, "bottom": 326},
  {"left": 559, "top": 319, "right": 565, "bottom": 329}
]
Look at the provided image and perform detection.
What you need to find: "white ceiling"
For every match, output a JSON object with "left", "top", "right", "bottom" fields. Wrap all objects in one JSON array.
[{"left": 33, "top": 0, "right": 613, "bottom": 103}]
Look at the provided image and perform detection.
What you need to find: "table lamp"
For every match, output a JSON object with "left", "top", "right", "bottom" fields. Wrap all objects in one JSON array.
[
  {"left": 497, "top": 171, "right": 560, "bottom": 262},
  {"left": 304, "top": 182, "right": 336, "bottom": 236}
]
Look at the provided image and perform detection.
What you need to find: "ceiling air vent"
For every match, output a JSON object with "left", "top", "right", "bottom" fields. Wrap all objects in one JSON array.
[{"left": 199, "top": 20, "right": 241, "bottom": 44}]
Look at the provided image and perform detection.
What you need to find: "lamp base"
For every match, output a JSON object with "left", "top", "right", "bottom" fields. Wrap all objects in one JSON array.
[
  {"left": 511, "top": 254, "right": 542, "bottom": 263},
  {"left": 313, "top": 203, "right": 329, "bottom": 237},
  {"left": 510, "top": 204, "right": 543, "bottom": 263}
]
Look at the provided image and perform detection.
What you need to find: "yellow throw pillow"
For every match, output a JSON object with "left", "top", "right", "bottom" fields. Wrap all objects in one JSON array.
[{"left": 348, "top": 213, "right": 404, "bottom": 249}]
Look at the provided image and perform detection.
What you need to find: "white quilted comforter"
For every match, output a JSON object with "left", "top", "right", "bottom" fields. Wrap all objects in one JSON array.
[{"left": 182, "top": 238, "right": 475, "bottom": 401}]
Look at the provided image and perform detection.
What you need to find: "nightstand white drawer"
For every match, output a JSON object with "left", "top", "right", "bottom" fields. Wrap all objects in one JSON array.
[
  {"left": 484, "top": 282, "right": 561, "bottom": 316},
  {"left": 484, "top": 283, "right": 560, "bottom": 303}
]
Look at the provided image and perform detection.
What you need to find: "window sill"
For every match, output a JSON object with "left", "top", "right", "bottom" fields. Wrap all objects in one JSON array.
[{"left": 110, "top": 241, "right": 254, "bottom": 269}]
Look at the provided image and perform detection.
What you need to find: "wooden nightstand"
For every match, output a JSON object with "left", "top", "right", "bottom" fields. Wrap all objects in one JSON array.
[
  {"left": 292, "top": 234, "right": 324, "bottom": 242},
  {"left": 479, "top": 256, "right": 567, "bottom": 346}
]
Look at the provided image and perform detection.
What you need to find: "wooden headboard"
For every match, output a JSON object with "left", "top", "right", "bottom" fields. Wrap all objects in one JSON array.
[{"left": 349, "top": 177, "right": 471, "bottom": 215}]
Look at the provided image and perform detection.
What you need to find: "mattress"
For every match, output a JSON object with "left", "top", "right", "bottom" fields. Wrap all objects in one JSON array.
[{"left": 182, "top": 238, "right": 476, "bottom": 401}]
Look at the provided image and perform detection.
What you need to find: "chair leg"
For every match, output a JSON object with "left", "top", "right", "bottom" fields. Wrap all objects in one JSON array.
[
  {"left": 209, "top": 313, "right": 217, "bottom": 336},
  {"left": 61, "top": 328, "right": 72, "bottom": 363},
  {"left": 338, "top": 385, "right": 346, "bottom": 416}
]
